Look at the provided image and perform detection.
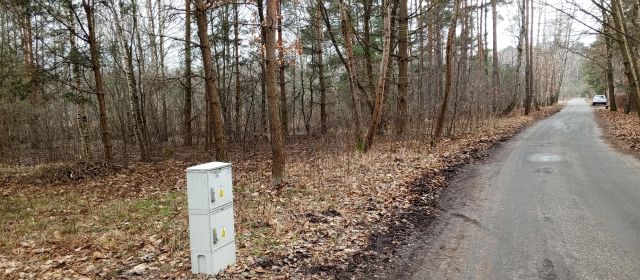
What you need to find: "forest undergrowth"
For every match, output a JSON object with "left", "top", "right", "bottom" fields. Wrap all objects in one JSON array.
[{"left": 0, "top": 105, "right": 562, "bottom": 280}]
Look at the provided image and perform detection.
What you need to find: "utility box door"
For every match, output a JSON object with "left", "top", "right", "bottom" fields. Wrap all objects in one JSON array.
[
  {"left": 207, "top": 167, "right": 233, "bottom": 209},
  {"left": 210, "top": 203, "right": 235, "bottom": 252},
  {"left": 186, "top": 172, "right": 209, "bottom": 210},
  {"left": 186, "top": 162, "right": 232, "bottom": 211},
  {"left": 188, "top": 213, "right": 212, "bottom": 252}
]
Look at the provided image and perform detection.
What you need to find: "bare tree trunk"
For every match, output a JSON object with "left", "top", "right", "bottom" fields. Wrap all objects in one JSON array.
[
  {"left": 433, "top": 0, "right": 460, "bottom": 142},
  {"left": 183, "top": 0, "right": 193, "bottom": 146},
  {"left": 417, "top": 0, "right": 425, "bottom": 122},
  {"left": 146, "top": 0, "right": 158, "bottom": 71},
  {"left": 113, "top": 1, "right": 150, "bottom": 161},
  {"left": 630, "top": 0, "right": 640, "bottom": 114},
  {"left": 523, "top": 0, "right": 532, "bottom": 115},
  {"left": 158, "top": 0, "right": 168, "bottom": 142},
  {"left": 395, "top": 0, "right": 408, "bottom": 135},
  {"left": 226, "top": 8, "right": 234, "bottom": 135},
  {"left": 83, "top": 0, "right": 113, "bottom": 161},
  {"left": 300, "top": 49, "right": 309, "bottom": 133},
  {"left": 612, "top": 0, "right": 640, "bottom": 116},
  {"left": 602, "top": 4, "right": 617, "bottom": 111},
  {"left": 478, "top": 0, "right": 485, "bottom": 66},
  {"left": 277, "top": 0, "right": 288, "bottom": 136},
  {"left": 292, "top": 51, "right": 297, "bottom": 135},
  {"left": 219, "top": 7, "right": 230, "bottom": 135},
  {"left": 339, "top": 0, "right": 364, "bottom": 146},
  {"left": 530, "top": 0, "right": 538, "bottom": 111},
  {"left": 306, "top": 67, "right": 314, "bottom": 133},
  {"left": 381, "top": 0, "right": 398, "bottom": 135},
  {"left": 363, "top": 0, "right": 376, "bottom": 110},
  {"left": 491, "top": 0, "right": 500, "bottom": 113},
  {"left": 234, "top": 1, "right": 241, "bottom": 138},
  {"left": 22, "top": 7, "right": 41, "bottom": 151},
  {"left": 432, "top": 4, "right": 445, "bottom": 137},
  {"left": 194, "top": 0, "right": 228, "bottom": 161},
  {"left": 257, "top": 0, "right": 268, "bottom": 135},
  {"left": 68, "top": 7, "right": 90, "bottom": 159},
  {"left": 264, "top": 0, "right": 287, "bottom": 184},
  {"left": 363, "top": 0, "right": 393, "bottom": 152},
  {"left": 501, "top": 0, "right": 525, "bottom": 116},
  {"left": 315, "top": 0, "right": 328, "bottom": 134},
  {"left": 132, "top": 1, "right": 152, "bottom": 151},
  {"left": 554, "top": 29, "right": 570, "bottom": 104},
  {"left": 144, "top": 0, "right": 160, "bottom": 142},
  {"left": 137, "top": 1, "right": 155, "bottom": 144}
]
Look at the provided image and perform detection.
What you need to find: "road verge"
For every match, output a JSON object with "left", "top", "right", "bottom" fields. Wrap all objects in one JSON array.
[
  {"left": 321, "top": 104, "right": 564, "bottom": 279},
  {"left": 0, "top": 105, "right": 563, "bottom": 280},
  {"left": 596, "top": 109, "right": 640, "bottom": 158}
]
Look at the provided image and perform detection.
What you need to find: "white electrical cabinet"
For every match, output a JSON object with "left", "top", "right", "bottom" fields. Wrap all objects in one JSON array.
[{"left": 186, "top": 162, "right": 236, "bottom": 276}]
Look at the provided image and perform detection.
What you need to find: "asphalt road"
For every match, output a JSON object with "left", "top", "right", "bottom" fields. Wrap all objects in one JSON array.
[{"left": 391, "top": 99, "right": 640, "bottom": 280}]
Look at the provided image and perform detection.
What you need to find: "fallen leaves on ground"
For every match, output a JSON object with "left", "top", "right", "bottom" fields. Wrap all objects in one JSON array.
[
  {"left": 0, "top": 105, "right": 562, "bottom": 280},
  {"left": 598, "top": 109, "right": 640, "bottom": 152}
]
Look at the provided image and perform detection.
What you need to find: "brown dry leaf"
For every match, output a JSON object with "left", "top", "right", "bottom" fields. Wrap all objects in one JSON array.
[{"left": 92, "top": 251, "right": 106, "bottom": 260}]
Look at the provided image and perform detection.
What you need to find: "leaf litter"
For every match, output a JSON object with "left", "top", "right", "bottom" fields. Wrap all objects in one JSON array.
[
  {"left": 597, "top": 109, "right": 640, "bottom": 153},
  {"left": 0, "top": 105, "right": 562, "bottom": 279}
]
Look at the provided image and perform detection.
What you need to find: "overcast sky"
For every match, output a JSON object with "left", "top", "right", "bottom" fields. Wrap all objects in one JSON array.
[{"left": 489, "top": 0, "right": 599, "bottom": 50}]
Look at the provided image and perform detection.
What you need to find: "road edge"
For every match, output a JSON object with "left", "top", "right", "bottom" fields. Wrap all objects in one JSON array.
[
  {"left": 594, "top": 109, "right": 640, "bottom": 161},
  {"left": 312, "top": 104, "right": 565, "bottom": 279}
]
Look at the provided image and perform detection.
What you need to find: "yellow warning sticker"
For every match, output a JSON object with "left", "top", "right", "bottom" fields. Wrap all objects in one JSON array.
[
  {"left": 221, "top": 227, "right": 227, "bottom": 238},
  {"left": 218, "top": 188, "right": 224, "bottom": 198}
]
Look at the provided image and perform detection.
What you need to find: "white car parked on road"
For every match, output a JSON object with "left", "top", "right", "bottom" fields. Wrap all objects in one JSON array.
[{"left": 592, "top": 95, "right": 607, "bottom": 106}]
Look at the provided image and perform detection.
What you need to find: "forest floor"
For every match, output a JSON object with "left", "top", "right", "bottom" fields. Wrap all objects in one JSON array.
[
  {"left": 596, "top": 108, "right": 640, "bottom": 158},
  {"left": 0, "top": 105, "right": 562, "bottom": 280}
]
